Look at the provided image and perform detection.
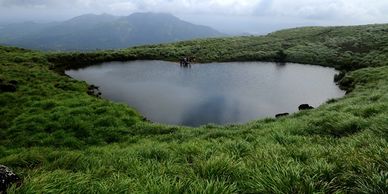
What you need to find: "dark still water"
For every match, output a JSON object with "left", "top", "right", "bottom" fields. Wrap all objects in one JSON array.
[{"left": 66, "top": 61, "right": 345, "bottom": 126}]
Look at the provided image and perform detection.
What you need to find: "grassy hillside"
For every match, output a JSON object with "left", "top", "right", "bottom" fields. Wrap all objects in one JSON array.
[
  {"left": 1, "top": 24, "right": 388, "bottom": 193},
  {"left": 48, "top": 24, "right": 388, "bottom": 72}
]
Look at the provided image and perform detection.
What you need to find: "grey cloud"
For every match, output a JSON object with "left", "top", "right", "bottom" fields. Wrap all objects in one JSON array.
[
  {"left": 0, "top": 0, "right": 74, "bottom": 7},
  {"left": 1, "top": 0, "right": 388, "bottom": 21},
  {"left": 254, "top": 0, "right": 273, "bottom": 16},
  {"left": 0, "top": 0, "right": 388, "bottom": 33}
]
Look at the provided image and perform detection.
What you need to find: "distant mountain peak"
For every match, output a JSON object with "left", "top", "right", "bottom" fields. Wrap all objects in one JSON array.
[
  {"left": 130, "top": 12, "right": 176, "bottom": 17},
  {"left": 124, "top": 12, "right": 181, "bottom": 22},
  {"left": 0, "top": 13, "right": 224, "bottom": 51},
  {"left": 66, "top": 13, "right": 118, "bottom": 24},
  {"left": 71, "top": 13, "right": 115, "bottom": 19}
]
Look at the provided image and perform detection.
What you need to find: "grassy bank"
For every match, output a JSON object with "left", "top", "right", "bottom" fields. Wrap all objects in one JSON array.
[
  {"left": 48, "top": 24, "right": 388, "bottom": 72},
  {"left": 1, "top": 24, "right": 388, "bottom": 193}
]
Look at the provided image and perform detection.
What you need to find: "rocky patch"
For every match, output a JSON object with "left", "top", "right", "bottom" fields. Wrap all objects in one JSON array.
[
  {"left": 87, "top": 84, "right": 102, "bottom": 97},
  {"left": 0, "top": 165, "right": 21, "bottom": 194},
  {"left": 276, "top": 113, "right": 289, "bottom": 118},
  {"left": 298, "top": 104, "right": 314, "bottom": 110},
  {"left": 0, "top": 79, "right": 17, "bottom": 93}
]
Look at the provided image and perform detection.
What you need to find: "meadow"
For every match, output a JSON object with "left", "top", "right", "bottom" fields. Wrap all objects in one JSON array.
[{"left": 0, "top": 24, "right": 388, "bottom": 193}]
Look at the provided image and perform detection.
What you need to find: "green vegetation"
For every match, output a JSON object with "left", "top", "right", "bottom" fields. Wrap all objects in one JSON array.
[
  {"left": 48, "top": 24, "right": 388, "bottom": 72},
  {"left": 1, "top": 24, "right": 388, "bottom": 193}
]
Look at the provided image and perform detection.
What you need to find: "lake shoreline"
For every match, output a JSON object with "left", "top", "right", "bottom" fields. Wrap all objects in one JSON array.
[{"left": 66, "top": 60, "right": 345, "bottom": 127}]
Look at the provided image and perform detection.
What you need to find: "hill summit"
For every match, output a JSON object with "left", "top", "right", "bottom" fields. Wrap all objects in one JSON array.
[{"left": 0, "top": 13, "right": 224, "bottom": 51}]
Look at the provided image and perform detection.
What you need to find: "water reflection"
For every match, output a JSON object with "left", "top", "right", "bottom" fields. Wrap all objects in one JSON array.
[
  {"left": 181, "top": 96, "right": 228, "bottom": 126},
  {"left": 66, "top": 61, "right": 345, "bottom": 126}
]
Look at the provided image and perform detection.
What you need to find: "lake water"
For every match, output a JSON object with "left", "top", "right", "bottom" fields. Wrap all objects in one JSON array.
[{"left": 66, "top": 61, "right": 345, "bottom": 126}]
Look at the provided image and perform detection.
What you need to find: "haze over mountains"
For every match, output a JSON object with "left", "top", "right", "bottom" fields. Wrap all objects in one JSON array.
[{"left": 0, "top": 12, "right": 224, "bottom": 51}]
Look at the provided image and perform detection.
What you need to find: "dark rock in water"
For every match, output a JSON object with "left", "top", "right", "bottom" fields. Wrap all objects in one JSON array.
[
  {"left": 298, "top": 104, "right": 314, "bottom": 110},
  {"left": 0, "top": 83, "right": 16, "bottom": 93},
  {"left": 0, "top": 165, "right": 21, "bottom": 194},
  {"left": 88, "top": 84, "right": 99, "bottom": 90},
  {"left": 142, "top": 117, "right": 149, "bottom": 122},
  {"left": 275, "top": 113, "right": 289, "bottom": 118},
  {"left": 334, "top": 71, "right": 346, "bottom": 82},
  {"left": 87, "top": 84, "right": 101, "bottom": 97}
]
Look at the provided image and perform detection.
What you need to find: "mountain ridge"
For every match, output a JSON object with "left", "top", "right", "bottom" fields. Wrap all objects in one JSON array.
[{"left": 0, "top": 13, "right": 224, "bottom": 51}]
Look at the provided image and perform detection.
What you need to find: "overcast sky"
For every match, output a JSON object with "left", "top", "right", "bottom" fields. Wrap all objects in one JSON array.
[{"left": 1, "top": 0, "right": 388, "bottom": 34}]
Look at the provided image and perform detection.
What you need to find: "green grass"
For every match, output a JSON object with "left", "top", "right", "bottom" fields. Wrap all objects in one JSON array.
[{"left": 1, "top": 24, "right": 388, "bottom": 193}]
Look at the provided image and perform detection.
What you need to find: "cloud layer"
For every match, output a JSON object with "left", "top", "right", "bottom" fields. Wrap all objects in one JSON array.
[
  {"left": 2, "top": 0, "right": 388, "bottom": 20},
  {"left": 1, "top": 0, "right": 388, "bottom": 33}
]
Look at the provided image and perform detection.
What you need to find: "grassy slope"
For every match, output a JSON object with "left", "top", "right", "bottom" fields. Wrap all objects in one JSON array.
[
  {"left": 48, "top": 24, "right": 388, "bottom": 72},
  {"left": 0, "top": 24, "right": 388, "bottom": 193}
]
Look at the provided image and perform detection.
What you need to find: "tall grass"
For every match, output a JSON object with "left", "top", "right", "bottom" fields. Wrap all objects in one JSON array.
[{"left": 1, "top": 24, "right": 388, "bottom": 193}]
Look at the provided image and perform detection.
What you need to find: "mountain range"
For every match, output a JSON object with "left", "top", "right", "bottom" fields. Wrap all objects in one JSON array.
[{"left": 0, "top": 13, "right": 224, "bottom": 51}]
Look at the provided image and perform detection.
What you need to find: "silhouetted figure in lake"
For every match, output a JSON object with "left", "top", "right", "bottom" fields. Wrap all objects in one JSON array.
[{"left": 179, "top": 57, "right": 191, "bottom": 68}]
